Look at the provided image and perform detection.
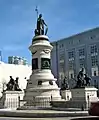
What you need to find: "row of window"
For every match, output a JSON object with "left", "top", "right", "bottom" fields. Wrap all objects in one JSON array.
[
  {"left": 59, "top": 34, "right": 98, "bottom": 49},
  {"left": 59, "top": 44, "right": 98, "bottom": 69},
  {"left": 60, "top": 56, "right": 99, "bottom": 70},
  {"left": 59, "top": 45, "right": 98, "bottom": 60},
  {"left": 68, "top": 45, "right": 98, "bottom": 58},
  {"left": 59, "top": 56, "right": 99, "bottom": 73},
  {"left": 68, "top": 56, "right": 98, "bottom": 69}
]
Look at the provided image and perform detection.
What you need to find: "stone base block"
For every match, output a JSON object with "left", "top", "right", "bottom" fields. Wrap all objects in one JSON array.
[
  {"left": 0, "top": 91, "right": 24, "bottom": 109},
  {"left": 60, "top": 90, "right": 72, "bottom": 101}
]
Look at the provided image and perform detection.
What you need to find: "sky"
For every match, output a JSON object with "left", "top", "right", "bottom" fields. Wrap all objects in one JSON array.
[{"left": 0, "top": 0, "right": 99, "bottom": 64}]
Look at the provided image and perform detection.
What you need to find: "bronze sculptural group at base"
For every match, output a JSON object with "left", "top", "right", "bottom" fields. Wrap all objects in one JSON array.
[
  {"left": 6, "top": 76, "right": 22, "bottom": 91},
  {"left": 61, "top": 77, "right": 69, "bottom": 90},
  {"left": 75, "top": 68, "right": 91, "bottom": 88},
  {"left": 61, "top": 68, "right": 91, "bottom": 90}
]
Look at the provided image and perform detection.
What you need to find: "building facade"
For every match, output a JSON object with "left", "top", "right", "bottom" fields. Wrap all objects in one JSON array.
[
  {"left": 8, "top": 56, "right": 28, "bottom": 65},
  {"left": 51, "top": 27, "right": 99, "bottom": 88}
]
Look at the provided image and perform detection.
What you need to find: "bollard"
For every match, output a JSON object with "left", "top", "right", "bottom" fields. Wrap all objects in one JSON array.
[
  {"left": 81, "top": 104, "right": 84, "bottom": 111},
  {"left": 18, "top": 96, "right": 20, "bottom": 108}
]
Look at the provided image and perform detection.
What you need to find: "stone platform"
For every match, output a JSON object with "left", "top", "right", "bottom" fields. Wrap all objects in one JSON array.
[
  {"left": 0, "top": 91, "right": 24, "bottom": 109},
  {"left": 0, "top": 108, "right": 88, "bottom": 118},
  {"left": 50, "top": 86, "right": 99, "bottom": 110}
]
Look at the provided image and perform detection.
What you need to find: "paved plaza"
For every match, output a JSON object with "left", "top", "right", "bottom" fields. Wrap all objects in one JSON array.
[
  {"left": 0, "top": 117, "right": 78, "bottom": 120},
  {"left": 0, "top": 117, "right": 74, "bottom": 120},
  {"left": 0, "top": 116, "right": 98, "bottom": 120}
]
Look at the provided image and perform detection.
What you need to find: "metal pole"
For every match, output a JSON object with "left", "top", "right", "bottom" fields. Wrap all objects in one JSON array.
[{"left": 35, "top": 6, "right": 39, "bottom": 19}]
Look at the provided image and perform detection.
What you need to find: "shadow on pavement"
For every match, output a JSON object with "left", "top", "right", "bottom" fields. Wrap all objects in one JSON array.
[{"left": 71, "top": 117, "right": 99, "bottom": 120}]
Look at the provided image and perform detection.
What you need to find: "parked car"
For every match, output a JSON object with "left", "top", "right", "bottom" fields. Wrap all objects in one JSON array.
[{"left": 89, "top": 101, "right": 99, "bottom": 116}]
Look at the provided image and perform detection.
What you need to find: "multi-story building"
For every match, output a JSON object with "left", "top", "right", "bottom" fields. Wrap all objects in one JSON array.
[
  {"left": 51, "top": 27, "right": 99, "bottom": 88},
  {"left": 8, "top": 56, "right": 28, "bottom": 65}
]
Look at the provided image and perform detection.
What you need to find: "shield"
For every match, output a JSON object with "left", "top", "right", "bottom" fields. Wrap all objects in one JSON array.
[{"left": 45, "top": 27, "right": 48, "bottom": 35}]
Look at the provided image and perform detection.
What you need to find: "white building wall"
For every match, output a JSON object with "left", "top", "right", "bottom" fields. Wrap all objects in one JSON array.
[{"left": 0, "top": 61, "right": 32, "bottom": 97}]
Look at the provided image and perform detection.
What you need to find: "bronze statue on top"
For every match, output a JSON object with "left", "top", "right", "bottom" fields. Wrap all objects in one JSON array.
[{"left": 34, "top": 7, "right": 48, "bottom": 36}]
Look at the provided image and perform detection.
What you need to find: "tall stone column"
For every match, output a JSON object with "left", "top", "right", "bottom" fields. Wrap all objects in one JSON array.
[{"left": 23, "top": 35, "right": 61, "bottom": 106}]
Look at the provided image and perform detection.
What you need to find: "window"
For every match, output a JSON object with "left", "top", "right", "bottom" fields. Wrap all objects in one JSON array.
[
  {"left": 62, "top": 44, "right": 64, "bottom": 47},
  {"left": 94, "top": 80, "right": 98, "bottom": 88},
  {"left": 68, "top": 60, "right": 75, "bottom": 69},
  {"left": 59, "top": 74, "right": 64, "bottom": 80},
  {"left": 69, "top": 70, "right": 74, "bottom": 79},
  {"left": 67, "top": 95, "right": 69, "bottom": 100},
  {"left": 59, "top": 50, "right": 64, "bottom": 61},
  {"left": 91, "top": 67, "right": 98, "bottom": 76},
  {"left": 94, "top": 71, "right": 96, "bottom": 76},
  {"left": 90, "top": 35, "right": 95, "bottom": 39},
  {"left": 91, "top": 56, "right": 98, "bottom": 66},
  {"left": 68, "top": 51, "right": 74, "bottom": 59},
  {"left": 59, "top": 53, "right": 64, "bottom": 60},
  {"left": 79, "top": 58, "right": 85, "bottom": 67},
  {"left": 90, "top": 45, "right": 97, "bottom": 54},
  {"left": 90, "top": 37, "right": 93, "bottom": 39},
  {"left": 38, "top": 81, "right": 42, "bottom": 85},
  {"left": 79, "top": 48, "right": 85, "bottom": 56},
  {"left": 70, "top": 73, "right": 73, "bottom": 79},
  {"left": 59, "top": 62, "right": 64, "bottom": 72},
  {"left": 59, "top": 44, "right": 64, "bottom": 48}
]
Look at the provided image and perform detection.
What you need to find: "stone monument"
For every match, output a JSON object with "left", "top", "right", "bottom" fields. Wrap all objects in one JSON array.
[
  {"left": 0, "top": 76, "right": 23, "bottom": 109},
  {"left": 70, "top": 68, "right": 99, "bottom": 109},
  {"left": 60, "top": 77, "right": 72, "bottom": 101},
  {"left": 23, "top": 10, "right": 61, "bottom": 107},
  {"left": 51, "top": 68, "right": 99, "bottom": 110}
]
